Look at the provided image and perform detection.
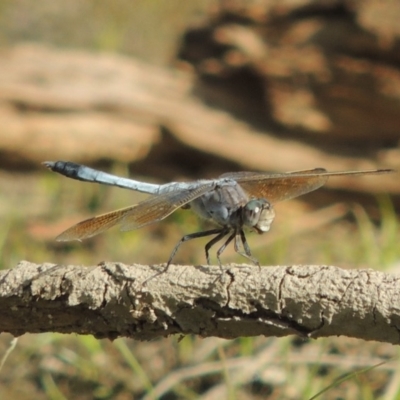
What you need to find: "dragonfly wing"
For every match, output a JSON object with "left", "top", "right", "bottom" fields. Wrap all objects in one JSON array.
[
  {"left": 240, "top": 173, "right": 328, "bottom": 203},
  {"left": 220, "top": 169, "right": 327, "bottom": 203},
  {"left": 56, "top": 205, "right": 137, "bottom": 241},
  {"left": 220, "top": 168, "right": 326, "bottom": 181},
  {"left": 120, "top": 182, "right": 215, "bottom": 231},
  {"left": 221, "top": 168, "right": 392, "bottom": 203},
  {"left": 56, "top": 183, "right": 215, "bottom": 240}
]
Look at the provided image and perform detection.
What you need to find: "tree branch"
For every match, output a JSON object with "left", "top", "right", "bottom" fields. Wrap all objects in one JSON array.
[{"left": 1, "top": 261, "right": 399, "bottom": 343}]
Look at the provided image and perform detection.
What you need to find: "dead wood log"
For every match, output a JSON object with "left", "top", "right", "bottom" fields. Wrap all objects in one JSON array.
[
  {"left": 0, "top": 44, "right": 397, "bottom": 194},
  {"left": 1, "top": 260, "right": 400, "bottom": 344},
  {"left": 178, "top": 0, "right": 400, "bottom": 145}
]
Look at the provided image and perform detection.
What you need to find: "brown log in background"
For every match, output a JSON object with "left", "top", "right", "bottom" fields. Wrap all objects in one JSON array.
[
  {"left": 0, "top": 1, "right": 399, "bottom": 186},
  {"left": 178, "top": 0, "right": 400, "bottom": 146}
]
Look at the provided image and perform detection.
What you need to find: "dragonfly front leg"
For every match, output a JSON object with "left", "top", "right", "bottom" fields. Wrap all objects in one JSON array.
[{"left": 235, "top": 229, "right": 260, "bottom": 268}]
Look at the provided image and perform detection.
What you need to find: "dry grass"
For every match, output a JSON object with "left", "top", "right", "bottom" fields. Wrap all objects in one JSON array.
[
  {"left": 1, "top": 1, "right": 399, "bottom": 398},
  {"left": 1, "top": 167, "right": 400, "bottom": 399}
]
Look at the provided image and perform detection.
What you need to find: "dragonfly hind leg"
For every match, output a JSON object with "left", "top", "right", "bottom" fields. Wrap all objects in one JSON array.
[
  {"left": 144, "top": 228, "right": 226, "bottom": 286},
  {"left": 166, "top": 228, "right": 225, "bottom": 269}
]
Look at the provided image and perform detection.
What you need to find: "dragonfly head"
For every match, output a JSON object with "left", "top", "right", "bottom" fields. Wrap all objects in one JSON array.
[{"left": 242, "top": 198, "right": 275, "bottom": 234}]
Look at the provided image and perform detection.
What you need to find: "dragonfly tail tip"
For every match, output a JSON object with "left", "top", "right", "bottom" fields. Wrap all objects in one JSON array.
[{"left": 42, "top": 161, "right": 55, "bottom": 170}]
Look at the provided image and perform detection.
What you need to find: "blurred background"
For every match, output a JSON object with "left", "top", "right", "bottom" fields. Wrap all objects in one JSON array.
[{"left": 0, "top": 0, "right": 400, "bottom": 399}]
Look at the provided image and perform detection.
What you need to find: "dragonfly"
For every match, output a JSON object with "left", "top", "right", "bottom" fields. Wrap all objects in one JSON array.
[{"left": 44, "top": 161, "right": 393, "bottom": 268}]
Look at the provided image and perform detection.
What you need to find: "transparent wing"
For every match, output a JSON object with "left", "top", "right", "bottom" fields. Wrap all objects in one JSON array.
[
  {"left": 56, "top": 205, "right": 138, "bottom": 241},
  {"left": 220, "top": 168, "right": 392, "bottom": 203},
  {"left": 120, "top": 182, "right": 215, "bottom": 231},
  {"left": 56, "top": 182, "right": 215, "bottom": 241}
]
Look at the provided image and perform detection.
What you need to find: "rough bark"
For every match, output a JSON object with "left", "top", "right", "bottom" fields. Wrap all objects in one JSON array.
[{"left": 1, "top": 260, "right": 400, "bottom": 344}]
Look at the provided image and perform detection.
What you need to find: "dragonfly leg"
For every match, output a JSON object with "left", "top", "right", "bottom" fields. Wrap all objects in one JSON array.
[
  {"left": 144, "top": 228, "right": 225, "bottom": 286},
  {"left": 166, "top": 228, "right": 225, "bottom": 269},
  {"left": 235, "top": 229, "right": 260, "bottom": 268},
  {"left": 204, "top": 228, "right": 231, "bottom": 265},
  {"left": 215, "top": 231, "right": 236, "bottom": 266}
]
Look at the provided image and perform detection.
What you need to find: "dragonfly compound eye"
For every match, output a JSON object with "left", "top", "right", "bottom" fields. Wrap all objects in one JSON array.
[{"left": 242, "top": 199, "right": 275, "bottom": 233}]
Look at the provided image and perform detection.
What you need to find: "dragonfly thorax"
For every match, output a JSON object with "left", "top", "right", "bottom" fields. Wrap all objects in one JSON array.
[{"left": 242, "top": 198, "right": 275, "bottom": 233}]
